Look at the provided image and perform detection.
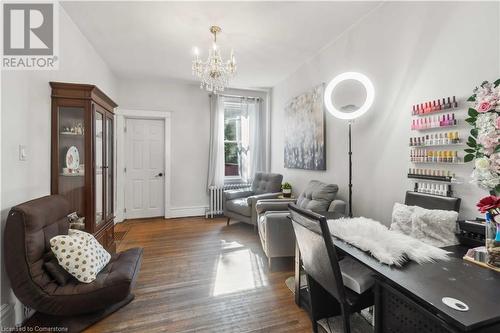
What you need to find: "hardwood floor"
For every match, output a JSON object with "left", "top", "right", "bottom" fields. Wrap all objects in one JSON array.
[{"left": 85, "top": 217, "right": 312, "bottom": 333}]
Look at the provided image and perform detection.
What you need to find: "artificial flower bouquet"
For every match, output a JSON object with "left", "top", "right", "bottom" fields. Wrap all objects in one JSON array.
[
  {"left": 477, "top": 195, "right": 500, "bottom": 267},
  {"left": 464, "top": 79, "right": 500, "bottom": 194}
]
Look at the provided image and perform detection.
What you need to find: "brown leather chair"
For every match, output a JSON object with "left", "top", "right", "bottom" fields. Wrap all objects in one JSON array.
[{"left": 4, "top": 195, "right": 143, "bottom": 330}]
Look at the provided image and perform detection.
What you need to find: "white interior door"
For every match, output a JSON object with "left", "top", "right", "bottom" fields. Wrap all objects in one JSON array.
[{"left": 125, "top": 118, "right": 165, "bottom": 219}]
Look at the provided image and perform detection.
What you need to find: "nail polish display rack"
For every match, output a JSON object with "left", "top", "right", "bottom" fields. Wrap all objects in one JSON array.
[{"left": 409, "top": 96, "right": 463, "bottom": 197}]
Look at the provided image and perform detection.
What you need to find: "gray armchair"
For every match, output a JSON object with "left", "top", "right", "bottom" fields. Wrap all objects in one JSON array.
[
  {"left": 255, "top": 180, "right": 346, "bottom": 268},
  {"left": 223, "top": 172, "right": 283, "bottom": 226}
]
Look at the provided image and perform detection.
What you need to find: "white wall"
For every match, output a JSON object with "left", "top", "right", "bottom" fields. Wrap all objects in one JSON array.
[
  {"left": 271, "top": 1, "right": 500, "bottom": 223},
  {"left": 116, "top": 78, "right": 268, "bottom": 216},
  {"left": 1, "top": 6, "right": 117, "bottom": 325}
]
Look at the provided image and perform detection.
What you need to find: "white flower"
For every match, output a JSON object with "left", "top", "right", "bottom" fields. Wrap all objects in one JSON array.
[
  {"left": 475, "top": 157, "right": 491, "bottom": 170},
  {"left": 471, "top": 167, "right": 500, "bottom": 190},
  {"left": 476, "top": 113, "right": 497, "bottom": 136}
]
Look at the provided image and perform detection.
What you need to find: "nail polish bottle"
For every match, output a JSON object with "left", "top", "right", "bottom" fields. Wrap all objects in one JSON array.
[
  {"left": 453, "top": 96, "right": 458, "bottom": 108},
  {"left": 437, "top": 99, "right": 442, "bottom": 110},
  {"left": 442, "top": 98, "right": 447, "bottom": 109},
  {"left": 447, "top": 97, "right": 452, "bottom": 109},
  {"left": 432, "top": 100, "right": 437, "bottom": 111}
]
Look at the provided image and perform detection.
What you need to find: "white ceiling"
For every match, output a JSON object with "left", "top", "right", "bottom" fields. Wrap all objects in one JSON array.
[{"left": 62, "top": 1, "right": 380, "bottom": 88}]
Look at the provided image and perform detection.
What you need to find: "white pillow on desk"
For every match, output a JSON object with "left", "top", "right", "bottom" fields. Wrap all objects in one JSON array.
[
  {"left": 390, "top": 203, "right": 459, "bottom": 247},
  {"left": 411, "top": 206, "right": 459, "bottom": 247},
  {"left": 390, "top": 202, "right": 414, "bottom": 235}
]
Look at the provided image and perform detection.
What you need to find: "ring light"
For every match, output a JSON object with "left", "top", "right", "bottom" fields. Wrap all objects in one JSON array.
[{"left": 324, "top": 72, "right": 375, "bottom": 120}]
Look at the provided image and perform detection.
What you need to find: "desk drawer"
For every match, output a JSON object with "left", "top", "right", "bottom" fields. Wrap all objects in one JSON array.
[{"left": 375, "top": 280, "right": 456, "bottom": 333}]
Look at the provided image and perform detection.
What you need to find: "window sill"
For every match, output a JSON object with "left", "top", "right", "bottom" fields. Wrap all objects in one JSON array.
[{"left": 224, "top": 177, "right": 247, "bottom": 185}]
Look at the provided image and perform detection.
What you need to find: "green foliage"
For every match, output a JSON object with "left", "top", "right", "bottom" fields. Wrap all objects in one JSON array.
[
  {"left": 282, "top": 182, "right": 292, "bottom": 190},
  {"left": 465, "top": 117, "right": 476, "bottom": 125},
  {"left": 464, "top": 154, "right": 475, "bottom": 163},
  {"left": 224, "top": 122, "right": 236, "bottom": 141},
  {"left": 467, "top": 94, "right": 476, "bottom": 102},
  {"left": 468, "top": 108, "right": 478, "bottom": 117},
  {"left": 464, "top": 148, "right": 476, "bottom": 154},
  {"left": 495, "top": 145, "right": 500, "bottom": 154},
  {"left": 467, "top": 136, "right": 477, "bottom": 147},
  {"left": 494, "top": 78, "right": 500, "bottom": 88},
  {"left": 470, "top": 128, "right": 478, "bottom": 138},
  {"left": 224, "top": 142, "right": 238, "bottom": 164}
]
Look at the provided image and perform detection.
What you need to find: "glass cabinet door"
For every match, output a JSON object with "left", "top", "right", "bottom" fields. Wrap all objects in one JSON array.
[
  {"left": 105, "top": 115, "right": 114, "bottom": 218},
  {"left": 57, "top": 107, "right": 86, "bottom": 218},
  {"left": 94, "top": 109, "right": 104, "bottom": 226}
]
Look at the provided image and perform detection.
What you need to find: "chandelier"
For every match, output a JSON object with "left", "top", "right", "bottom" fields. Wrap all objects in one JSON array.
[{"left": 192, "top": 26, "right": 236, "bottom": 93}]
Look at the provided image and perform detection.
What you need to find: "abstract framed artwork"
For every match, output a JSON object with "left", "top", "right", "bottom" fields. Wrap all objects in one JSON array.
[{"left": 284, "top": 84, "right": 326, "bottom": 170}]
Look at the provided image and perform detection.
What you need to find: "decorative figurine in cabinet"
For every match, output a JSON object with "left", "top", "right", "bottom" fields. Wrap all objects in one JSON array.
[{"left": 50, "top": 82, "right": 117, "bottom": 253}]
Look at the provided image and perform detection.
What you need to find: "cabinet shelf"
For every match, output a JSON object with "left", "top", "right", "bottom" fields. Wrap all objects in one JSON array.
[
  {"left": 60, "top": 132, "right": 84, "bottom": 136},
  {"left": 59, "top": 173, "right": 84, "bottom": 177}
]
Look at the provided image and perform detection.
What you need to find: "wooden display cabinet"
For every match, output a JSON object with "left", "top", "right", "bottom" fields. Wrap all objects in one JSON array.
[{"left": 50, "top": 82, "right": 117, "bottom": 253}]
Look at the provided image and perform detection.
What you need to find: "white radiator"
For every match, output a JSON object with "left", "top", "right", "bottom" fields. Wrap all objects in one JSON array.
[{"left": 206, "top": 183, "right": 251, "bottom": 218}]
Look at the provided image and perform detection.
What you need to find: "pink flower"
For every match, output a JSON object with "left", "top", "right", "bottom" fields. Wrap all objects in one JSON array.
[
  {"left": 490, "top": 153, "right": 500, "bottom": 174},
  {"left": 478, "top": 133, "right": 499, "bottom": 155},
  {"left": 478, "top": 101, "right": 493, "bottom": 113},
  {"left": 496, "top": 116, "right": 500, "bottom": 129}
]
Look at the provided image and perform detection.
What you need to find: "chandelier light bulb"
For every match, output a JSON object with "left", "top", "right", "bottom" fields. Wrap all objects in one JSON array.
[{"left": 193, "top": 47, "right": 199, "bottom": 56}]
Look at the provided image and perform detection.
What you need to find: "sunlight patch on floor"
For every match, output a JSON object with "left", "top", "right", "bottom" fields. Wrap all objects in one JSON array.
[{"left": 212, "top": 242, "right": 268, "bottom": 296}]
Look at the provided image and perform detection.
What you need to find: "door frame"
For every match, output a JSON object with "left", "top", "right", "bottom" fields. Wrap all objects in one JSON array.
[{"left": 115, "top": 109, "right": 172, "bottom": 222}]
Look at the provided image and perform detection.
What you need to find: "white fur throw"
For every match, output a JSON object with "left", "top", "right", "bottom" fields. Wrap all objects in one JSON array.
[{"left": 327, "top": 217, "right": 450, "bottom": 266}]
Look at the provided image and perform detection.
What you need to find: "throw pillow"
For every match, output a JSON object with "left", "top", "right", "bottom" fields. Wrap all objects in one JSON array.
[
  {"left": 411, "top": 206, "right": 459, "bottom": 247},
  {"left": 390, "top": 203, "right": 414, "bottom": 235},
  {"left": 44, "top": 255, "right": 74, "bottom": 286},
  {"left": 50, "top": 229, "right": 111, "bottom": 283}
]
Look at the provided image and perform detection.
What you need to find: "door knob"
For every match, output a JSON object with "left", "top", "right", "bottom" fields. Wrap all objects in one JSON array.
[{"left": 157, "top": 173, "right": 163, "bottom": 177}]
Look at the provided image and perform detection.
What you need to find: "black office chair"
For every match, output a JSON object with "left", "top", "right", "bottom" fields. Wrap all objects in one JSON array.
[{"left": 289, "top": 203, "right": 374, "bottom": 333}]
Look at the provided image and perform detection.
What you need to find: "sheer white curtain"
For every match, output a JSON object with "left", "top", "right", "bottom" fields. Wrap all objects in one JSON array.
[
  {"left": 248, "top": 98, "right": 266, "bottom": 181},
  {"left": 207, "top": 95, "right": 267, "bottom": 188},
  {"left": 207, "top": 94, "right": 225, "bottom": 189}
]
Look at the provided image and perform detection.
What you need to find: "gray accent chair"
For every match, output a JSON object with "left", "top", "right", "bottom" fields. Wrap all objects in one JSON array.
[
  {"left": 223, "top": 172, "right": 283, "bottom": 227},
  {"left": 255, "top": 180, "right": 346, "bottom": 269}
]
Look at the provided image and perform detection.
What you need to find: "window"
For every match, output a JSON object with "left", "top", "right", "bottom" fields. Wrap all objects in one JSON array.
[{"left": 224, "top": 98, "right": 250, "bottom": 178}]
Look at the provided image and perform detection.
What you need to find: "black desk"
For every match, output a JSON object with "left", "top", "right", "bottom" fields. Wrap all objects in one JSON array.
[
  {"left": 333, "top": 237, "right": 500, "bottom": 332},
  {"left": 295, "top": 222, "right": 500, "bottom": 332}
]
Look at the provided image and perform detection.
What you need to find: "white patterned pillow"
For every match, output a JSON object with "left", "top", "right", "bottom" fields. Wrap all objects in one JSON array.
[
  {"left": 410, "top": 206, "right": 459, "bottom": 247},
  {"left": 390, "top": 202, "right": 415, "bottom": 235},
  {"left": 50, "top": 229, "right": 111, "bottom": 283}
]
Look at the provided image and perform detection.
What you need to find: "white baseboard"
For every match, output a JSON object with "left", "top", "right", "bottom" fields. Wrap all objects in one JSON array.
[
  {"left": 168, "top": 206, "right": 208, "bottom": 218},
  {"left": 1, "top": 303, "right": 15, "bottom": 328}
]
